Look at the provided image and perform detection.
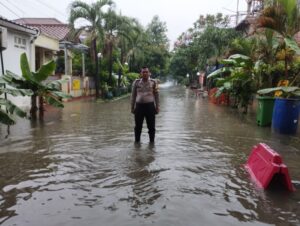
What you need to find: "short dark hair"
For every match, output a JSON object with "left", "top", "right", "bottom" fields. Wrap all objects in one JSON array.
[{"left": 141, "top": 66, "right": 149, "bottom": 70}]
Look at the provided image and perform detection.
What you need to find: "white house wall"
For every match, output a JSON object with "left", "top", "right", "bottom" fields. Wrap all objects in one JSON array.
[
  {"left": 34, "top": 35, "right": 59, "bottom": 74},
  {"left": 35, "top": 35, "right": 59, "bottom": 52},
  {"left": 1, "top": 30, "right": 35, "bottom": 109}
]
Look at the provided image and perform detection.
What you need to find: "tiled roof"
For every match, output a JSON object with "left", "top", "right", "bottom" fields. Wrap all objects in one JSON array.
[
  {"left": 14, "top": 18, "right": 71, "bottom": 41},
  {"left": 14, "top": 18, "right": 63, "bottom": 25},
  {"left": 30, "top": 24, "right": 70, "bottom": 40}
]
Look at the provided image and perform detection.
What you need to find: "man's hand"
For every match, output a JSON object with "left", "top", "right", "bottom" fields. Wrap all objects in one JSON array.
[
  {"left": 155, "top": 107, "right": 160, "bottom": 114},
  {"left": 131, "top": 108, "right": 135, "bottom": 114}
]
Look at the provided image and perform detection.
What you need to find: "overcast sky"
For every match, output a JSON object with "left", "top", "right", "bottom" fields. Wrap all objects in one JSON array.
[{"left": 0, "top": 0, "right": 247, "bottom": 45}]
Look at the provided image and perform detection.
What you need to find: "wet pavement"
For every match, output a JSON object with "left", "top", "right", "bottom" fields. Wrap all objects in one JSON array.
[{"left": 0, "top": 84, "right": 299, "bottom": 226}]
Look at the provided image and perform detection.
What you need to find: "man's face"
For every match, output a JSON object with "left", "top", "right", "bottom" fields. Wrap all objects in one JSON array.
[{"left": 141, "top": 68, "right": 150, "bottom": 79}]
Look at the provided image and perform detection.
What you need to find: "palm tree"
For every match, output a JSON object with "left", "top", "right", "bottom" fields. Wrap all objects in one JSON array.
[
  {"left": 115, "top": 17, "right": 140, "bottom": 86},
  {"left": 114, "top": 16, "right": 131, "bottom": 65},
  {"left": 255, "top": 29, "right": 280, "bottom": 88},
  {"left": 102, "top": 8, "right": 119, "bottom": 86},
  {"left": 126, "top": 25, "right": 147, "bottom": 72},
  {"left": 103, "top": 12, "right": 145, "bottom": 85},
  {"left": 256, "top": 0, "right": 300, "bottom": 78},
  {"left": 69, "top": 0, "right": 114, "bottom": 98}
]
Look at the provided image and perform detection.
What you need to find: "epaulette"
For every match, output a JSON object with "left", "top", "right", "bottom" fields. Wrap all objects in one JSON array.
[
  {"left": 150, "top": 78, "right": 157, "bottom": 84},
  {"left": 150, "top": 79, "right": 159, "bottom": 91},
  {"left": 133, "top": 78, "right": 141, "bottom": 84},
  {"left": 132, "top": 79, "right": 141, "bottom": 88}
]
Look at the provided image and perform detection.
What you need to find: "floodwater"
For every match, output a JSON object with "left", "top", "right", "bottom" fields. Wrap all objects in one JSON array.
[{"left": 0, "top": 84, "right": 300, "bottom": 226}]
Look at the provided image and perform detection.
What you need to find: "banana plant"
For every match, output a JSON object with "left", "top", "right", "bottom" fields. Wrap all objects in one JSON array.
[
  {"left": 257, "top": 86, "right": 300, "bottom": 98},
  {"left": 2, "top": 53, "right": 71, "bottom": 119},
  {"left": 0, "top": 80, "right": 33, "bottom": 125},
  {"left": 207, "top": 54, "right": 256, "bottom": 113}
]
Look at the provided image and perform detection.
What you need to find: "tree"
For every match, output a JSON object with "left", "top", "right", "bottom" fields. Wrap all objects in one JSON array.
[
  {"left": 254, "top": 29, "right": 281, "bottom": 88},
  {"left": 146, "top": 15, "right": 169, "bottom": 47},
  {"left": 125, "top": 21, "right": 147, "bottom": 72},
  {"left": 69, "top": 0, "right": 114, "bottom": 98},
  {"left": 144, "top": 16, "right": 170, "bottom": 77},
  {"left": 169, "top": 48, "right": 191, "bottom": 82},
  {"left": 170, "top": 14, "right": 240, "bottom": 82},
  {"left": 103, "top": 8, "right": 116, "bottom": 86},
  {"left": 256, "top": 0, "right": 300, "bottom": 78},
  {"left": 113, "top": 16, "right": 140, "bottom": 87}
]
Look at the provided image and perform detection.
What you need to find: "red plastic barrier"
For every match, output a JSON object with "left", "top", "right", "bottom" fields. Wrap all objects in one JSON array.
[
  {"left": 208, "top": 88, "right": 230, "bottom": 105},
  {"left": 209, "top": 88, "right": 218, "bottom": 104},
  {"left": 218, "top": 93, "right": 230, "bottom": 105},
  {"left": 245, "top": 143, "right": 295, "bottom": 191}
]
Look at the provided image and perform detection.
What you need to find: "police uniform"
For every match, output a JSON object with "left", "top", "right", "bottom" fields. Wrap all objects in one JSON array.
[{"left": 131, "top": 78, "right": 159, "bottom": 143}]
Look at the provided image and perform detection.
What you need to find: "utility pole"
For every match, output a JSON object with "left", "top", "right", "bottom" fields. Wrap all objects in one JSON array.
[
  {"left": 245, "top": 0, "right": 263, "bottom": 15},
  {"left": 236, "top": 0, "right": 240, "bottom": 25},
  {"left": 246, "top": 0, "right": 252, "bottom": 15}
]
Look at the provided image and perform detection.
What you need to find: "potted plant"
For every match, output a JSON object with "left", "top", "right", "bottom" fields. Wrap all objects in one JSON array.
[
  {"left": 256, "top": 0, "right": 300, "bottom": 134},
  {"left": 254, "top": 29, "right": 281, "bottom": 126},
  {"left": 258, "top": 86, "right": 300, "bottom": 133}
]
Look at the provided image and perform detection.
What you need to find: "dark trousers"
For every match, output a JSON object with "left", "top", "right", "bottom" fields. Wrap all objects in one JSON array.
[{"left": 134, "top": 102, "right": 156, "bottom": 142}]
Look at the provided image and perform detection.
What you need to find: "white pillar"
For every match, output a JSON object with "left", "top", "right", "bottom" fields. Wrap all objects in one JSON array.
[
  {"left": 64, "top": 45, "right": 68, "bottom": 75},
  {"left": 82, "top": 52, "right": 85, "bottom": 77}
]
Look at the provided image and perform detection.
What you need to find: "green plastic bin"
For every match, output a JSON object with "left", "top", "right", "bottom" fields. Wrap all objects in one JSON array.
[{"left": 256, "top": 96, "right": 275, "bottom": 126}]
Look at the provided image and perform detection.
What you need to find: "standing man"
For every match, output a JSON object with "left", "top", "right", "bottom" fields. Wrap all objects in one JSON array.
[{"left": 131, "top": 67, "right": 159, "bottom": 143}]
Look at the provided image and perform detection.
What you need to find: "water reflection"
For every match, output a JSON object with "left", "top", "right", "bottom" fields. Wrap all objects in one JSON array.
[
  {"left": 124, "top": 144, "right": 161, "bottom": 217},
  {"left": 0, "top": 85, "right": 299, "bottom": 226},
  {"left": 0, "top": 123, "right": 53, "bottom": 225}
]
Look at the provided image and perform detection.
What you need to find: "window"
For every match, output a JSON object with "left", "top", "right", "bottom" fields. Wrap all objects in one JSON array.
[{"left": 14, "top": 36, "right": 27, "bottom": 49}]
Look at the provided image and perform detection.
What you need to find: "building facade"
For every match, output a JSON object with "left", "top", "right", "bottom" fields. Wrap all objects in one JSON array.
[{"left": 0, "top": 17, "right": 38, "bottom": 108}]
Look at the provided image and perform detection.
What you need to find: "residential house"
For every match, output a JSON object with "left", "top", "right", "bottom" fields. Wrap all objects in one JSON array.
[
  {"left": 14, "top": 18, "right": 70, "bottom": 71},
  {"left": 14, "top": 18, "right": 92, "bottom": 98},
  {"left": 235, "top": 0, "right": 263, "bottom": 35},
  {"left": 236, "top": 0, "right": 300, "bottom": 44},
  {"left": 0, "top": 16, "right": 38, "bottom": 108}
]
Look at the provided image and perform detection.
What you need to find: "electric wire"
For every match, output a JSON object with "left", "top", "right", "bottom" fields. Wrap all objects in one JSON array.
[
  {"left": 34, "top": 0, "right": 66, "bottom": 18},
  {"left": 0, "top": 1, "right": 22, "bottom": 18},
  {"left": 8, "top": 0, "right": 66, "bottom": 21},
  {"left": 3, "top": 0, "right": 27, "bottom": 17}
]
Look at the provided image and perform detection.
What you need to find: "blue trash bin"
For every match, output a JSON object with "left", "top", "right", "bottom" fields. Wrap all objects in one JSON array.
[{"left": 272, "top": 98, "right": 300, "bottom": 134}]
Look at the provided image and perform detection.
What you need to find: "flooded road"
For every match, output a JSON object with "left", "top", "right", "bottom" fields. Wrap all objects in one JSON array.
[{"left": 0, "top": 85, "right": 300, "bottom": 226}]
